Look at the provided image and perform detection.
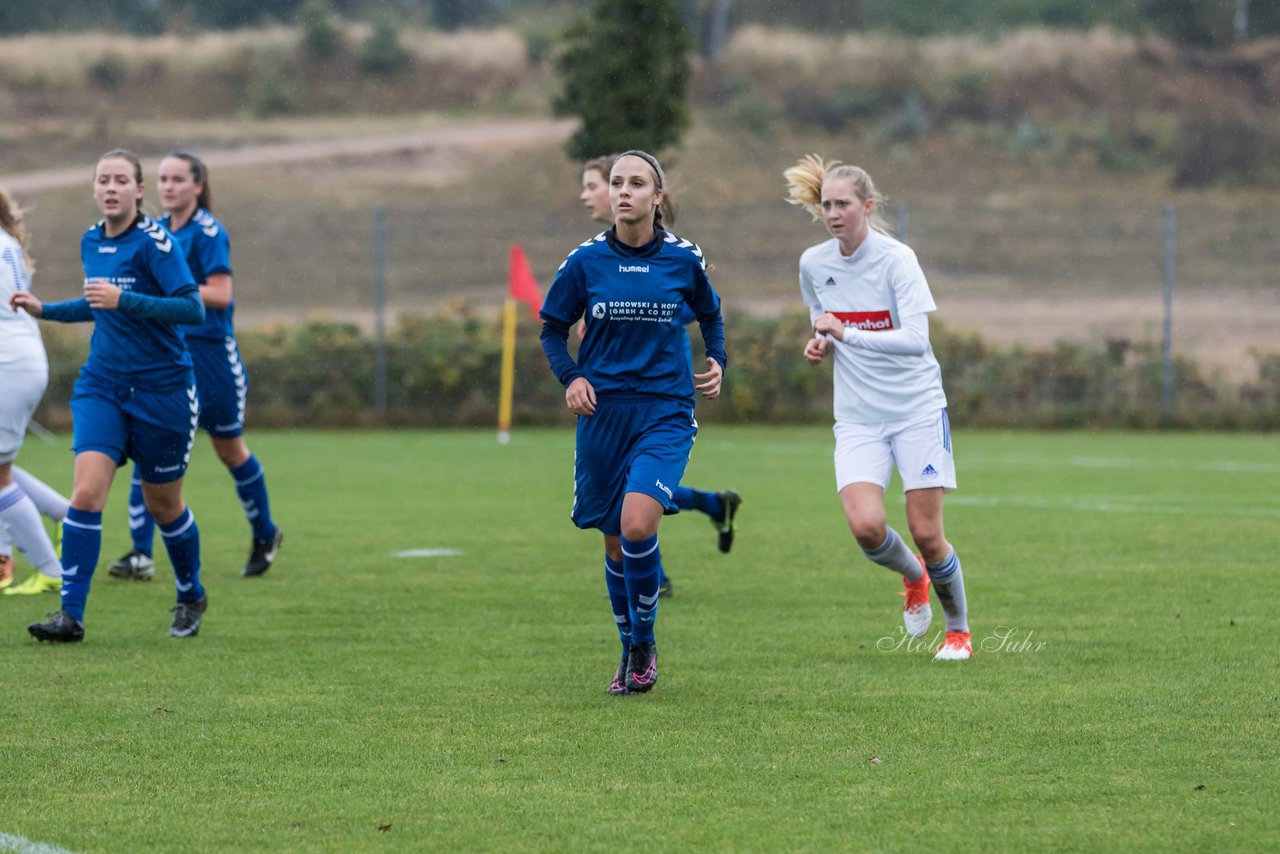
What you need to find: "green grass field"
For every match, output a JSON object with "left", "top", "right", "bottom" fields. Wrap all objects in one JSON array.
[{"left": 1, "top": 427, "right": 1277, "bottom": 852}]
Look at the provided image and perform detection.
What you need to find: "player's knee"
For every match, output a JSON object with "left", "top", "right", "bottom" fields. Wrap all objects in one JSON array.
[
  {"left": 910, "top": 528, "right": 948, "bottom": 563},
  {"left": 848, "top": 516, "right": 887, "bottom": 549},
  {"left": 142, "top": 492, "right": 183, "bottom": 523},
  {"left": 620, "top": 515, "right": 659, "bottom": 542},
  {"left": 212, "top": 439, "right": 249, "bottom": 469},
  {"left": 69, "top": 486, "right": 108, "bottom": 513}
]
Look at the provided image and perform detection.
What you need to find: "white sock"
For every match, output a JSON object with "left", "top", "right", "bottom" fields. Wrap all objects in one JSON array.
[
  {"left": 12, "top": 466, "right": 70, "bottom": 522},
  {"left": 862, "top": 527, "right": 924, "bottom": 581},
  {"left": 926, "top": 550, "right": 969, "bottom": 633},
  {"left": 0, "top": 482, "right": 62, "bottom": 579}
]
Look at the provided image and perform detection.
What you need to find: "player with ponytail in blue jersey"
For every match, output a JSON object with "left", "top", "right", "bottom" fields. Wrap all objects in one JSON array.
[
  {"left": 10, "top": 149, "right": 209, "bottom": 643},
  {"left": 107, "top": 152, "right": 282, "bottom": 582},
  {"left": 580, "top": 155, "right": 742, "bottom": 578},
  {"left": 542, "top": 151, "right": 727, "bottom": 694}
]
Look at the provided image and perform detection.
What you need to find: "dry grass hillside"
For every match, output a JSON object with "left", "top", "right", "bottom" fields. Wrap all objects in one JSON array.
[{"left": 2, "top": 25, "right": 1277, "bottom": 379}]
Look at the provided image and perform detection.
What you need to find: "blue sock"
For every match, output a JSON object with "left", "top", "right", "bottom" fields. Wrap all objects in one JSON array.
[
  {"left": 621, "top": 534, "right": 662, "bottom": 645},
  {"left": 128, "top": 469, "right": 155, "bottom": 556},
  {"left": 230, "top": 455, "right": 277, "bottom": 541},
  {"left": 604, "top": 555, "right": 631, "bottom": 655},
  {"left": 671, "top": 486, "right": 724, "bottom": 520},
  {"left": 60, "top": 507, "right": 103, "bottom": 622},
  {"left": 159, "top": 508, "right": 204, "bottom": 603}
]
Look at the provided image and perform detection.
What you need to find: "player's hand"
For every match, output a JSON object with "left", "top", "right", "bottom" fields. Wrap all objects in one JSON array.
[
  {"left": 566, "top": 377, "right": 597, "bottom": 416},
  {"left": 803, "top": 336, "right": 831, "bottom": 364},
  {"left": 695, "top": 357, "right": 723, "bottom": 399},
  {"left": 8, "top": 291, "right": 43, "bottom": 317},
  {"left": 84, "top": 279, "right": 122, "bottom": 310},
  {"left": 812, "top": 313, "right": 845, "bottom": 339},
  {"left": 575, "top": 319, "right": 587, "bottom": 340}
]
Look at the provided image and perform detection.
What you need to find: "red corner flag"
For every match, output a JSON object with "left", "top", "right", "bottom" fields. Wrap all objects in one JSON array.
[{"left": 508, "top": 244, "right": 543, "bottom": 320}]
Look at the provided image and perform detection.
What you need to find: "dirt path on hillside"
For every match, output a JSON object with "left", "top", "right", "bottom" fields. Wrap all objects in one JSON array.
[{"left": 0, "top": 118, "right": 575, "bottom": 194}]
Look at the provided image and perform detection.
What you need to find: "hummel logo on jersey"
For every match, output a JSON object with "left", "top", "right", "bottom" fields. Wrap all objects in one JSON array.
[
  {"left": 619, "top": 264, "right": 650, "bottom": 273},
  {"left": 655, "top": 479, "right": 673, "bottom": 500},
  {"left": 592, "top": 303, "right": 607, "bottom": 319},
  {"left": 98, "top": 246, "right": 118, "bottom": 253},
  {"left": 140, "top": 217, "right": 173, "bottom": 253},
  {"left": 921, "top": 464, "right": 939, "bottom": 477}
]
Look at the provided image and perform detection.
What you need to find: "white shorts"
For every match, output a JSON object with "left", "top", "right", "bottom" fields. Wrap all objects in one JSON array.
[
  {"left": 0, "top": 369, "right": 48, "bottom": 463},
  {"left": 833, "top": 408, "right": 957, "bottom": 493}
]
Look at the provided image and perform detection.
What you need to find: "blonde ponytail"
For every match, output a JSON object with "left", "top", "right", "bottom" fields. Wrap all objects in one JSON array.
[{"left": 0, "top": 186, "right": 35, "bottom": 274}]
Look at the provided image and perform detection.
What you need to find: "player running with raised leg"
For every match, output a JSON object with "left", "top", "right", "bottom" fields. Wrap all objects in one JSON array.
[{"left": 785, "top": 154, "right": 973, "bottom": 661}]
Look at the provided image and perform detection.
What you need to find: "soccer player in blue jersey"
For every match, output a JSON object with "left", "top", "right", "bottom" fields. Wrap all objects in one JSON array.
[
  {"left": 107, "top": 152, "right": 282, "bottom": 581},
  {"left": 580, "top": 155, "right": 742, "bottom": 577},
  {"left": 9, "top": 149, "right": 209, "bottom": 643},
  {"left": 543, "top": 151, "right": 727, "bottom": 694}
]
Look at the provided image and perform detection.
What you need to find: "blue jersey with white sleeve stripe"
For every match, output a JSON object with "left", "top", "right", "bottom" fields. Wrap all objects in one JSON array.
[
  {"left": 540, "top": 227, "right": 725, "bottom": 401},
  {"left": 79, "top": 215, "right": 198, "bottom": 389},
  {"left": 160, "top": 208, "right": 234, "bottom": 341}
]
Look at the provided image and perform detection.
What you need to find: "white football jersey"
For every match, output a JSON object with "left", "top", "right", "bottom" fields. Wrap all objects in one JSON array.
[
  {"left": 0, "top": 230, "right": 47, "bottom": 371},
  {"left": 799, "top": 229, "right": 946, "bottom": 424}
]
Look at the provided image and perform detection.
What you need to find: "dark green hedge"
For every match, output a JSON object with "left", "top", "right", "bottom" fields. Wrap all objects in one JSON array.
[{"left": 34, "top": 308, "right": 1280, "bottom": 431}]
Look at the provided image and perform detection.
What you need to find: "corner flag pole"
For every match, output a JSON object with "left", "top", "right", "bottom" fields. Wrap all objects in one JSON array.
[
  {"left": 497, "top": 296, "right": 518, "bottom": 445},
  {"left": 499, "top": 244, "right": 544, "bottom": 445}
]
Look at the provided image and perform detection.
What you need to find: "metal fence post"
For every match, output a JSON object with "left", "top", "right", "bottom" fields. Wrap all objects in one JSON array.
[
  {"left": 895, "top": 201, "right": 909, "bottom": 243},
  {"left": 1162, "top": 203, "right": 1175, "bottom": 415},
  {"left": 373, "top": 207, "right": 388, "bottom": 418}
]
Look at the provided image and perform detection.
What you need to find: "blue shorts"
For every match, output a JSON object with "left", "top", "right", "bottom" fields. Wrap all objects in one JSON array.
[
  {"left": 189, "top": 336, "right": 248, "bottom": 439},
  {"left": 572, "top": 395, "right": 698, "bottom": 536},
  {"left": 71, "top": 373, "right": 199, "bottom": 484}
]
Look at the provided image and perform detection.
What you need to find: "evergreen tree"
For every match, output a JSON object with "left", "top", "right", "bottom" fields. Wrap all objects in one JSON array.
[{"left": 554, "top": 0, "right": 693, "bottom": 160}]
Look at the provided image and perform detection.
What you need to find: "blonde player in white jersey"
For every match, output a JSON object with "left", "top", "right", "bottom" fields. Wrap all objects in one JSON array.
[
  {"left": 0, "top": 188, "right": 68, "bottom": 595},
  {"left": 784, "top": 155, "right": 972, "bottom": 661}
]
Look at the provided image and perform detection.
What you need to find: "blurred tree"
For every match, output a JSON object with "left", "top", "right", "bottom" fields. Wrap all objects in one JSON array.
[
  {"left": 1143, "top": 0, "right": 1222, "bottom": 46},
  {"left": 554, "top": 0, "right": 693, "bottom": 160},
  {"left": 298, "top": 0, "right": 340, "bottom": 58},
  {"left": 430, "top": 0, "right": 506, "bottom": 30},
  {"left": 361, "top": 15, "right": 411, "bottom": 73}
]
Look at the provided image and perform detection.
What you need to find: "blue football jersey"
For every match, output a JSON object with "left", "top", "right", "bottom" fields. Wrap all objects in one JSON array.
[
  {"left": 160, "top": 208, "right": 234, "bottom": 341},
  {"left": 541, "top": 228, "right": 726, "bottom": 400},
  {"left": 80, "top": 215, "right": 198, "bottom": 389}
]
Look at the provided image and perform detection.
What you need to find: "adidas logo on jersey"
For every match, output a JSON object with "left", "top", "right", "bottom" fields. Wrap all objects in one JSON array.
[
  {"left": 823, "top": 277, "right": 837, "bottom": 288},
  {"left": 921, "top": 464, "right": 939, "bottom": 477}
]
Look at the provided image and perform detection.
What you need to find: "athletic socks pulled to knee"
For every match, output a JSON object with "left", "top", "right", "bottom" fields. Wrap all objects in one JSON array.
[
  {"left": 11, "top": 466, "right": 70, "bottom": 522},
  {"left": 60, "top": 507, "right": 103, "bottom": 621},
  {"left": 671, "top": 485, "right": 724, "bottom": 520},
  {"left": 862, "top": 527, "right": 924, "bottom": 581},
  {"left": 159, "top": 508, "right": 204, "bottom": 603},
  {"left": 926, "top": 550, "right": 969, "bottom": 632},
  {"left": 127, "top": 470, "right": 155, "bottom": 556},
  {"left": 604, "top": 555, "right": 631, "bottom": 654},
  {"left": 0, "top": 482, "right": 62, "bottom": 579},
  {"left": 229, "top": 455, "right": 277, "bottom": 541},
  {"left": 621, "top": 534, "right": 662, "bottom": 645}
]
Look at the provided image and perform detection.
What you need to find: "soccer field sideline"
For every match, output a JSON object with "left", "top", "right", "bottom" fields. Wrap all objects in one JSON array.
[{"left": 2, "top": 427, "right": 1276, "bottom": 852}]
